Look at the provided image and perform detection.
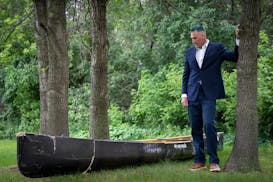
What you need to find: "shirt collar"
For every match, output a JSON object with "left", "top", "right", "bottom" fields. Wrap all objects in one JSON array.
[{"left": 204, "top": 39, "right": 209, "bottom": 48}]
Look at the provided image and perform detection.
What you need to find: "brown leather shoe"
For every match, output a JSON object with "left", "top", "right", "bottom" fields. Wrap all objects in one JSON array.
[
  {"left": 210, "top": 163, "right": 221, "bottom": 172},
  {"left": 190, "top": 163, "right": 206, "bottom": 171}
]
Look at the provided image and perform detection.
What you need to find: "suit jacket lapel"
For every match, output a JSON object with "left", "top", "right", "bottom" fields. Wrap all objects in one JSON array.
[
  {"left": 201, "top": 42, "right": 211, "bottom": 69},
  {"left": 190, "top": 48, "right": 200, "bottom": 69}
]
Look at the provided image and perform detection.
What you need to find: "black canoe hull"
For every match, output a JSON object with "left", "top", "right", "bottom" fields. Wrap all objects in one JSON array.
[{"left": 17, "top": 132, "right": 223, "bottom": 178}]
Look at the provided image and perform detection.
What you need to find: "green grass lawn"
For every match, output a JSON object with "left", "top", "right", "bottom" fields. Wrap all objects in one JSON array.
[
  {"left": 0, "top": 140, "right": 272, "bottom": 182},
  {"left": 0, "top": 140, "right": 17, "bottom": 168}
]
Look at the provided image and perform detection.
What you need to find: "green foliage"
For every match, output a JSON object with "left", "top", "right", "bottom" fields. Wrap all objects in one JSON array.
[
  {"left": 68, "top": 84, "right": 90, "bottom": 139},
  {"left": 66, "top": 0, "right": 92, "bottom": 87},
  {"left": 216, "top": 70, "right": 237, "bottom": 135},
  {"left": 261, "top": 0, "right": 273, "bottom": 44},
  {"left": 129, "top": 64, "right": 189, "bottom": 131},
  {"left": 0, "top": 0, "right": 34, "bottom": 65},
  {"left": 0, "top": 60, "right": 39, "bottom": 138},
  {"left": 0, "top": 122, "right": 18, "bottom": 139},
  {"left": 257, "top": 31, "right": 273, "bottom": 140},
  {"left": 109, "top": 103, "right": 190, "bottom": 140},
  {"left": 68, "top": 42, "right": 90, "bottom": 87},
  {"left": 0, "top": 0, "right": 36, "bottom": 138},
  {"left": 107, "top": 0, "right": 153, "bottom": 108}
]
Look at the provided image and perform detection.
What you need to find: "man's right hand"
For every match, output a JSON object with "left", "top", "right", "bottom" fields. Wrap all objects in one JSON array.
[{"left": 181, "top": 97, "right": 188, "bottom": 107}]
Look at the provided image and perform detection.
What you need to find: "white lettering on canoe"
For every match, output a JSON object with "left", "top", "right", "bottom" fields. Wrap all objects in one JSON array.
[
  {"left": 144, "top": 145, "right": 163, "bottom": 154},
  {"left": 174, "top": 144, "right": 187, "bottom": 149}
]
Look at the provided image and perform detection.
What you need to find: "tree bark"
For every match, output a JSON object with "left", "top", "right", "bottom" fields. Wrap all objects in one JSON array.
[
  {"left": 47, "top": 0, "right": 69, "bottom": 136},
  {"left": 33, "top": 0, "right": 49, "bottom": 134},
  {"left": 224, "top": 0, "right": 261, "bottom": 172},
  {"left": 89, "top": 0, "right": 109, "bottom": 139},
  {"left": 33, "top": 0, "right": 69, "bottom": 136}
]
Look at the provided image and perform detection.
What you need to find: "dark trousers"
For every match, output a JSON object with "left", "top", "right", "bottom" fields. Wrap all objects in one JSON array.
[{"left": 188, "top": 87, "right": 219, "bottom": 164}]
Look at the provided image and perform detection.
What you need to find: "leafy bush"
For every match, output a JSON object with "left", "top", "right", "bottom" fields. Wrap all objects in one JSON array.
[
  {"left": 129, "top": 64, "right": 189, "bottom": 131},
  {"left": 257, "top": 31, "right": 273, "bottom": 140},
  {"left": 68, "top": 84, "right": 90, "bottom": 138},
  {"left": 0, "top": 121, "right": 19, "bottom": 139},
  {"left": 0, "top": 60, "right": 39, "bottom": 138},
  {"left": 109, "top": 104, "right": 190, "bottom": 140},
  {"left": 216, "top": 70, "right": 237, "bottom": 135}
]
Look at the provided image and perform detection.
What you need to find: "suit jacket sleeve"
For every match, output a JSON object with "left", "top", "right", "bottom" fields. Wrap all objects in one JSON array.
[
  {"left": 221, "top": 44, "right": 239, "bottom": 62},
  {"left": 182, "top": 50, "right": 190, "bottom": 95}
]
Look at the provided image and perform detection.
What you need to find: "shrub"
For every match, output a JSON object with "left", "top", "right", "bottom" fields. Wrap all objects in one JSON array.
[
  {"left": 257, "top": 31, "right": 273, "bottom": 140},
  {"left": 129, "top": 64, "right": 189, "bottom": 131},
  {"left": 68, "top": 84, "right": 90, "bottom": 138},
  {"left": 109, "top": 104, "right": 190, "bottom": 140},
  {"left": 1, "top": 60, "right": 39, "bottom": 138}
]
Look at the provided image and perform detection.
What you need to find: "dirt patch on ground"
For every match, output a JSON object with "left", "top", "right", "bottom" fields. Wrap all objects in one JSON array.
[{"left": 0, "top": 166, "right": 19, "bottom": 173}]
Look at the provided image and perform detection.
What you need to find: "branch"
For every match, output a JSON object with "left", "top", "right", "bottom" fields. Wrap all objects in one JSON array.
[{"left": 3, "top": 8, "right": 34, "bottom": 43}]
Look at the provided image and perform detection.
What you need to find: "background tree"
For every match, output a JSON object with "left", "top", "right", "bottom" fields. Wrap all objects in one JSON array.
[
  {"left": 89, "top": 0, "right": 109, "bottom": 139},
  {"left": 224, "top": 0, "right": 262, "bottom": 172},
  {"left": 33, "top": 0, "right": 69, "bottom": 136}
]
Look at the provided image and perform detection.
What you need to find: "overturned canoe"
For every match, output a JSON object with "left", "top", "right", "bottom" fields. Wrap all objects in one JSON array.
[{"left": 17, "top": 132, "right": 224, "bottom": 178}]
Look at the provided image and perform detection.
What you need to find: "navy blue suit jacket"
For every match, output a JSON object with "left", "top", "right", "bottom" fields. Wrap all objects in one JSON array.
[{"left": 182, "top": 42, "right": 238, "bottom": 101}]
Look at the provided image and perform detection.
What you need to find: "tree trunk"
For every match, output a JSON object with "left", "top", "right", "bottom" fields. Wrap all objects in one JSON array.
[
  {"left": 47, "top": 0, "right": 69, "bottom": 136},
  {"left": 34, "top": 0, "right": 69, "bottom": 136},
  {"left": 33, "top": 0, "right": 49, "bottom": 134},
  {"left": 89, "top": 0, "right": 109, "bottom": 139},
  {"left": 224, "top": 0, "right": 261, "bottom": 172}
]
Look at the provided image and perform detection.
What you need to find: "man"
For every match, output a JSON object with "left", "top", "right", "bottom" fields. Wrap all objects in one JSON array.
[{"left": 181, "top": 25, "right": 240, "bottom": 172}]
